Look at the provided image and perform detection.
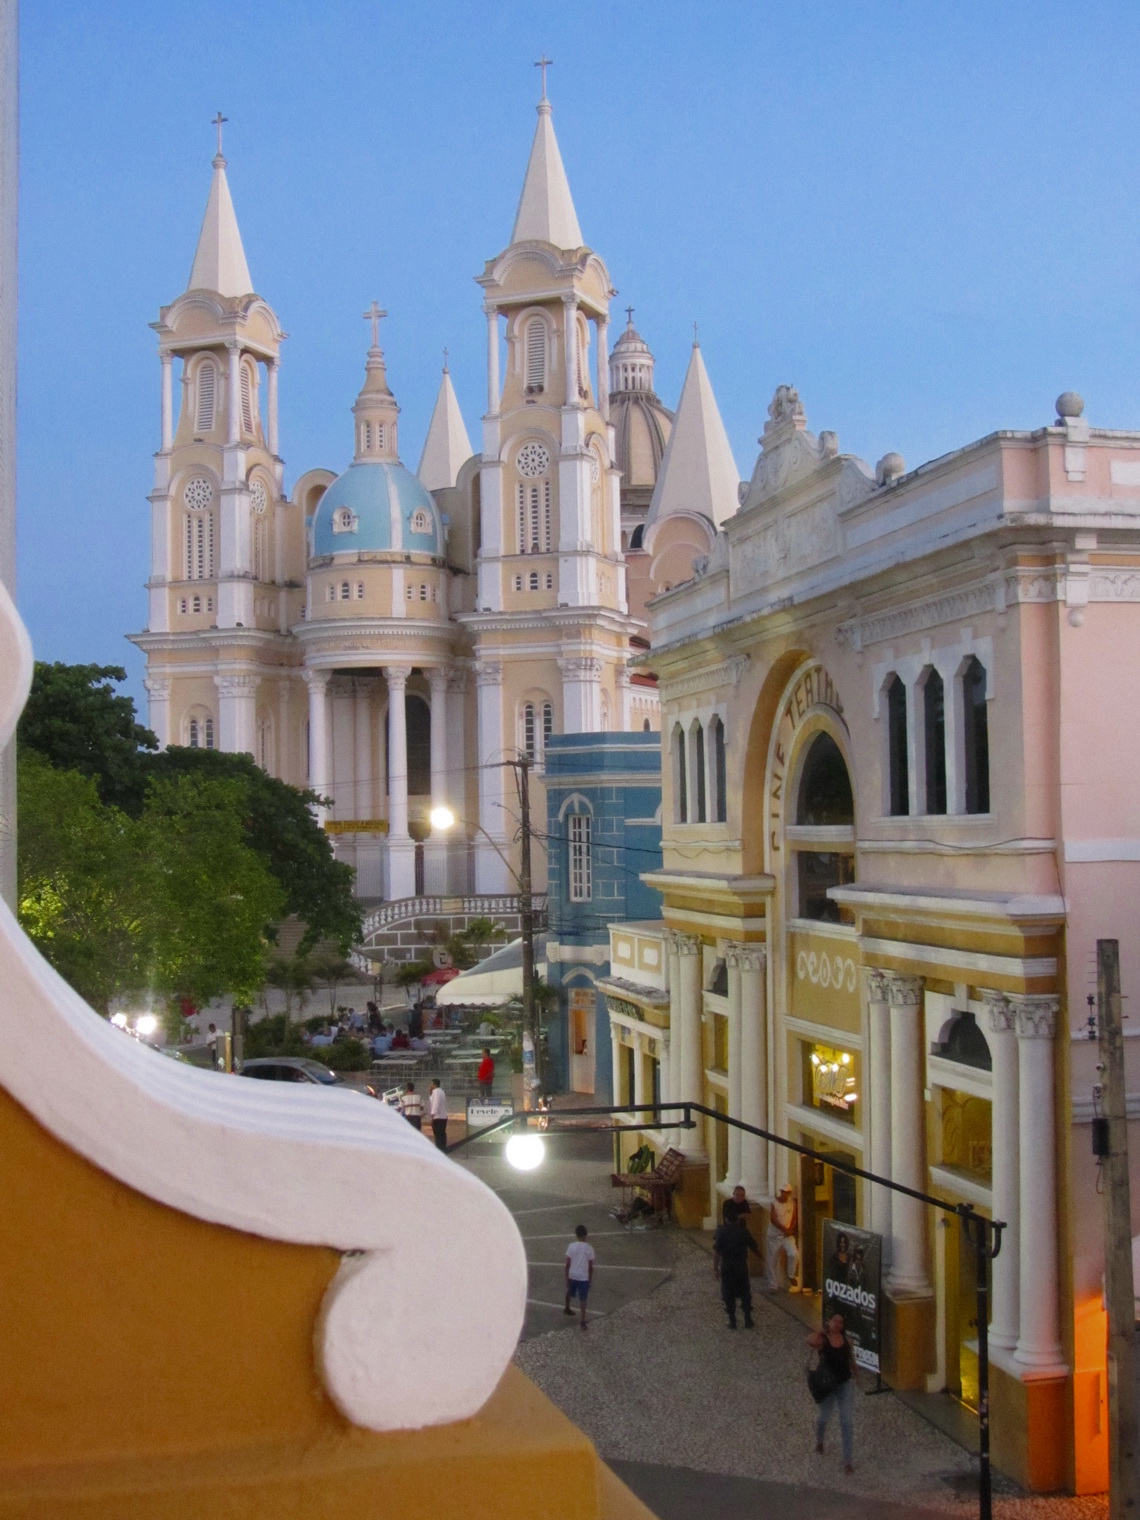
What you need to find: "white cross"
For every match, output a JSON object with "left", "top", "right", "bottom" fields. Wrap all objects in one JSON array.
[
  {"left": 363, "top": 300, "right": 387, "bottom": 349},
  {"left": 534, "top": 55, "right": 552, "bottom": 100},
  {"left": 212, "top": 112, "right": 227, "bottom": 156}
]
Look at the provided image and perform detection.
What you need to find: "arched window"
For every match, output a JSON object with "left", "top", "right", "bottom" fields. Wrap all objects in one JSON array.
[
  {"left": 188, "top": 718, "right": 200, "bottom": 748},
  {"left": 673, "top": 725, "right": 688, "bottom": 823},
  {"left": 544, "top": 573, "right": 553, "bottom": 589},
  {"left": 692, "top": 719, "right": 706, "bottom": 823},
  {"left": 962, "top": 657, "right": 990, "bottom": 813},
  {"left": 204, "top": 718, "right": 215, "bottom": 750},
  {"left": 795, "top": 732, "right": 855, "bottom": 921},
  {"left": 377, "top": 424, "right": 385, "bottom": 450},
  {"left": 522, "top": 702, "right": 537, "bottom": 760},
  {"left": 542, "top": 701, "right": 553, "bottom": 748},
  {"left": 340, "top": 581, "right": 351, "bottom": 600},
  {"left": 567, "top": 812, "right": 592, "bottom": 902},
  {"left": 933, "top": 1010, "right": 992, "bottom": 1072},
  {"left": 642, "top": 718, "right": 651, "bottom": 732},
  {"left": 240, "top": 361, "right": 255, "bottom": 436},
  {"left": 922, "top": 668, "right": 947, "bottom": 814},
  {"left": 513, "top": 574, "right": 523, "bottom": 591},
  {"left": 710, "top": 715, "right": 727, "bottom": 823},
  {"left": 326, "top": 584, "right": 336, "bottom": 602},
  {"left": 406, "top": 694, "right": 431, "bottom": 795},
  {"left": 355, "top": 582, "right": 365, "bottom": 599},
  {"left": 629, "top": 524, "right": 645, "bottom": 550},
  {"left": 195, "top": 360, "right": 216, "bottom": 433},
  {"left": 528, "top": 570, "right": 539, "bottom": 590},
  {"left": 419, "top": 584, "right": 428, "bottom": 601},
  {"left": 184, "top": 479, "right": 216, "bottom": 581},
  {"left": 524, "top": 316, "right": 546, "bottom": 393},
  {"left": 576, "top": 314, "right": 590, "bottom": 400},
  {"left": 257, "top": 719, "right": 273, "bottom": 773},
  {"left": 361, "top": 421, "right": 372, "bottom": 451},
  {"left": 191, "top": 595, "right": 201, "bottom": 612},
  {"left": 886, "top": 675, "right": 909, "bottom": 816},
  {"left": 411, "top": 508, "right": 431, "bottom": 534}
]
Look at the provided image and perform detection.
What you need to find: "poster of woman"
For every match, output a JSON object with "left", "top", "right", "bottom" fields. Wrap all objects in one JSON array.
[{"left": 821, "top": 1218, "right": 882, "bottom": 1372}]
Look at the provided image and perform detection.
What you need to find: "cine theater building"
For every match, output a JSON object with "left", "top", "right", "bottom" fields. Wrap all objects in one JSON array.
[{"left": 603, "top": 384, "right": 1140, "bottom": 1494}]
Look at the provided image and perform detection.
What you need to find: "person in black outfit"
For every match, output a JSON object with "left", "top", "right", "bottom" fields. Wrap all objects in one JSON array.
[
  {"left": 712, "top": 1200, "right": 761, "bottom": 1329},
  {"left": 807, "top": 1313, "right": 858, "bottom": 1472}
]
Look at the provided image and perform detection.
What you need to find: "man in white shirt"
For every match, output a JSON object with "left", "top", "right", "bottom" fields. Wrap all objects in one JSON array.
[
  {"left": 399, "top": 1081, "right": 425, "bottom": 1131},
  {"left": 766, "top": 1183, "right": 800, "bottom": 1292},
  {"left": 563, "top": 1224, "right": 596, "bottom": 1330},
  {"left": 428, "top": 1078, "right": 449, "bottom": 1150}
]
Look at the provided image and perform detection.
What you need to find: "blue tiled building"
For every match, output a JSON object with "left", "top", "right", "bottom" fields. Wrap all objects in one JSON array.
[{"left": 543, "top": 733, "right": 663, "bottom": 1100}]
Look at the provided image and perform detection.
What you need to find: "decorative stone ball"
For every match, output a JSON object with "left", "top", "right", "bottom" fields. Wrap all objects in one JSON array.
[
  {"left": 876, "top": 452, "right": 906, "bottom": 484},
  {"left": 1056, "top": 391, "right": 1084, "bottom": 420}
]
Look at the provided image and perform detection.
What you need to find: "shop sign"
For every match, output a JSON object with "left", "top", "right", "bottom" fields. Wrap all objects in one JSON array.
[
  {"left": 810, "top": 1045, "right": 858, "bottom": 1110},
  {"left": 465, "top": 1099, "right": 514, "bottom": 1139},
  {"left": 821, "top": 1219, "right": 882, "bottom": 1373}
]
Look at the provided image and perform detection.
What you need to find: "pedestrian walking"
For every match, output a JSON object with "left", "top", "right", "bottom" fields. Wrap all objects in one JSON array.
[
  {"left": 428, "top": 1078, "right": 449, "bottom": 1151},
  {"left": 206, "top": 1023, "right": 219, "bottom": 1068},
  {"left": 399, "top": 1081, "right": 424, "bottom": 1131},
  {"left": 477, "top": 1046, "right": 495, "bottom": 1100},
  {"left": 766, "top": 1182, "right": 800, "bottom": 1291},
  {"left": 563, "top": 1224, "right": 595, "bottom": 1330},
  {"left": 807, "top": 1313, "right": 858, "bottom": 1473},
  {"left": 713, "top": 1200, "right": 761, "bottom": 1329}
]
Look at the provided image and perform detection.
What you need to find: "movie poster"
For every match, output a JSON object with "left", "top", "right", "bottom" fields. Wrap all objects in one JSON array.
[{"left": 821, "top": 1218, "right": 882, "bottom": 1373}]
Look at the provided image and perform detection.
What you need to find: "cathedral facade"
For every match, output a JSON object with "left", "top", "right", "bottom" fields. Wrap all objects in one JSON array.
[{"left": 131, "top": 91, "right": 731, "bottom": 902}]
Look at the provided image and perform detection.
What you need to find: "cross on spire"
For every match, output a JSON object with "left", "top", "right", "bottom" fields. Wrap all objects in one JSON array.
[
  {"left": 211, "top": 112, "right": 228, "bottom": 158},
  {"left": 442, "top": 346, "right": 450, "bottom": 373},
  {"left": 625, "top": 305, "right": 635, "bottom": 327},
  {"left": 363, "top": 300, "right": 387, "bottom": 350},
  {"left": 534, "top": 54, "right": 552, "bottom": 101},
  {"left": 693, "top": 320, "right": 700, "bottom": 348}
]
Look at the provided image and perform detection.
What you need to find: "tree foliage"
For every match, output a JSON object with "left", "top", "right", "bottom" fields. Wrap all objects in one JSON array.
[{"left": 18, "top": 663, "right": 158, "bottom": 813}]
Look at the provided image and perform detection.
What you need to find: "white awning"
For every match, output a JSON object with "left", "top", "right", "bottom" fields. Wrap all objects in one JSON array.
[{"left": 434, "top": 937, "right": 548, "bottom": 1008}]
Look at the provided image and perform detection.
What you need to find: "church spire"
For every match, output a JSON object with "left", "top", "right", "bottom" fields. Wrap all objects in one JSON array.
[
  {"left": 187, "top": 118, "right": 254, "bottom": 298},
  {"left": 418, "top": 355, "right": 473, "bottom": 491},
  {"left": 509, "top": 70, "right": 583, "bottom": 250},
  {"left": 647, "top": 338, "right": 739, "bottom": 527},
  {"left": 352, "top": 302, "right": 400, "bottom": 463}
]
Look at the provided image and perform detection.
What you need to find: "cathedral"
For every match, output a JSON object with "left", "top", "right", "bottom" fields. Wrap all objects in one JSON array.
[{"left": 131, "top": 88, "right": 739, "bottom": 900}]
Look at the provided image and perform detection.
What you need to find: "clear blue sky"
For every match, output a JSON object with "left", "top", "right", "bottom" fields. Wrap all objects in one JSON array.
[{"left": 16, "top": 0, "right": 1140, "bottom": 707}]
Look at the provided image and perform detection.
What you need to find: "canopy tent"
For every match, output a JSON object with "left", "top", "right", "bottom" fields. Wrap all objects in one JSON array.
[{"left": 434, "top": 936, "right": 548, "bottom": 1009}]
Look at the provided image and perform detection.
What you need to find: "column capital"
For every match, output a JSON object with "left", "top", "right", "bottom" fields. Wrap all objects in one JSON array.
[
  {"left": 383, "top": 664, "right": 412, "bottom": 690},
  {"left": 865, "top": 968, "right": 891, "bottom": 1003},
  {"left": 557, "top": 655, "right": 604, "bottom": 680},
  {"left": 1009, "top": 994, "right": 1059, "bottom": 1040},
  {"left": 475, "top": 661, "right": 502, "bottom": 688},
  {"left": 426, "top": 665, "right": 450, "bottom": 694},
  {"left": 883, "top": 972, "right": 924, "bottom": 1008},
  {"left": 724, "top": 941, "right": 766, "bottom": 973},
  {"left": 447, "top": 667, "right": 470, "bottom": 694},
  {"left": 214, "top": 673, "right": 258, "bottom": 695},
  {"left": 144, "top": 676, "right": 173, "bottom": 698},
  {"left": 981, "top": 990, "right": 1017, "bottom": 1034},
  {"left": 303, "top": 667, "right": 330, "bottom": 692},
  {"left": 671, "top": 932, "right": 701, "bottom": 957}
]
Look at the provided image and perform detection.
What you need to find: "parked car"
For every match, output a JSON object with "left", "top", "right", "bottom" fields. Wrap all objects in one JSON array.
[{"left": 238, "top": 1057, "right": 378, "bottom": 1097}]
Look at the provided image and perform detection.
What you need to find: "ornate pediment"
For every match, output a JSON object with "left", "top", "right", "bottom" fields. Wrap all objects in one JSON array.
[{"left": 739, "top": 385, "right": 876, "bottom": 514}]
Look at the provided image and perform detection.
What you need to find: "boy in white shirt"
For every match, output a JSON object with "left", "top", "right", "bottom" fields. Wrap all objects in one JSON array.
[{"left": 563, "top": 1224, "right": 595, "bottom": 1330}]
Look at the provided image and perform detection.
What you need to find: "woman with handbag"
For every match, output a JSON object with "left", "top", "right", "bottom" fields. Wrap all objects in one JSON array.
[{"left": 806, "top": 1313, "right": 857, "bottom": 1473}]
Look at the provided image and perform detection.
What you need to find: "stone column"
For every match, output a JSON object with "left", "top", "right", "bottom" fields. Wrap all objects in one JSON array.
[
  {"left": 486, "top": 308, "right": 499, "bottom": 415},
  {"left": 674, "top": 933, "right": 704, "bottom": 1157},
  {"left": 563, "top": 295, "right": 578, "bottom": 403},
  {"left": 866, "top": 970, "right": 893, "bottom": 1243},
  {"left": 559, "top": 655, "right": 603, "bottom": 732},
  {"left": 266, "top": 358, "right": 279, "bottom": 455},
  {"left": 474, "top": 661, "right": 510, "bottom": 893},
  {"left": 384, "top": 666, "right": 415, "bottom": 900},
  {"left": 143, "top": 676, "right": 172, "bottom": 750},
  {"left": 596, "top": 315, "right": 609, "bottom": 420},
  {"left": 277, "top": 679, "right": 292, "bottom": 783},
  {"left": 160, "top": 353, "right": 173, "bottom": 451},
  {"left": 226, "top": 343, "right": 241, "bottom": 444},
  {"left": 983, "top": 991, "right": 1021, "bottom": 1352},
  {"left": 215, "top": 673, "right": 257, "bottom": 756},
  {"left": 425, "top": 667, "right": 451, "bottom": 893},
  {"left": 353, "top": 679, "right": 372, "bottom": 820},
  {"left": 1012, "top": 994, "right": 1064, "bottom": 1370},
  {"left": 304, "top": 670, "right": 331, "bottom": 822},
  {"left": 736, "top": 946, "right": 768, "bottom": 1198},
  {"left": 632, "top": 1035, "right": 647, "bottom": 1114},
  {"left": 885, "top": 973, "right": 930, "bottom": 1295},
  {"left": 724, "top": 946, "right": 743, "bottom": 1187},
  {"left": 612, "top": 1027, "right": 624, "bottom": 1105}
]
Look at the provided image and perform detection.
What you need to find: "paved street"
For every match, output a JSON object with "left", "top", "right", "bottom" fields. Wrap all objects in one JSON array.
[{"left": 460, "top": 1134, "right": 1108, "bottom": 1520}]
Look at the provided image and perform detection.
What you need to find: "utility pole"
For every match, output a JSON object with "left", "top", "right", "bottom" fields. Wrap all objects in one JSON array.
[
  {"left": 515, "top": 755, "right": 539, "bottom": 1103},
  {"left": 1098, "top": 938, "right": 1140, "bottom": 1518}
]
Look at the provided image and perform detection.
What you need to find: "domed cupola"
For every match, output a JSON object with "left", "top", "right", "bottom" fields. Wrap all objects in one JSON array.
[
  {"left": 309, "top": 311, "right": 444, "bottom": 561},
  {"left": 608, "top": 309, "right": 674, "bottom": 516}
]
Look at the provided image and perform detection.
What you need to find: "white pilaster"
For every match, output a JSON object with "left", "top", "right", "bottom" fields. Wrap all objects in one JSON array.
[
  {"left": 674, "top": 932, "right": 705, "bottom": 1158},
  {"left": 616, "top": 666, "right": 632, "bottom": 731},
  {"left": 160, "top": 353, "right": 173, "bottom": 451},
  {"left": 424, "top": 666, "right": 451, "bottom": 894},
  {"left": 486, "top": 308, "right": 500, "bottom": 416},
  {"left": 1012, "top": 995, "right": 1064, "bottom": 1370},
  {"left": 353, "top": 679, "right": 372, "bottom": 820},
  {"left": 885, "top": 973, "right": 930, "bottom": 1295},
  {"left": 474, "top": 661, "right": 510, "bottom": 893},
  {"left": 984, "top": 991, "right": 1021, "bottom": 1352},
  {"left": 596, "top": 315, "right": 609, "bottom": 422},
  {"left": 737, "top": 945, "right": 768, "bottom": 1198},
  {"left": 866, "top": 970, "right": 893, "bottom": 1244},
  {"left": 559, "top": 655, "right": 603, "bottom": 733},
  {"left": 562, "top": 295, "right": 577, "bottom": 405},
  {"left": 724, "top": 946, "right": 743, "bottom": 1187},
  {"left": 226, "top": 342, "right": 241, "bottom": 445},
  {"left": 305, "top": 669, "right": 331, "bottom": 822},
  {"left": 384, "top": 665, "right": 415, "bottom": 900},
  {"left": 215, "top": 673, "right": 257, "bottom": 756},
  {"left": 266, "top": 358, "right": 279, "bottom": 456},
  {"left": 144, "top": 676, "right": 172, "bottom": 750},
  {"left": 632, "top": 1034, "right": 647, "bottom": 1112}
]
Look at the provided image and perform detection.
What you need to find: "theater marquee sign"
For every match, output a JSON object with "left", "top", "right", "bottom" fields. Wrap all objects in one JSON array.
[{"left": 766, "top": 662, "right": 846, "bottom": 856}]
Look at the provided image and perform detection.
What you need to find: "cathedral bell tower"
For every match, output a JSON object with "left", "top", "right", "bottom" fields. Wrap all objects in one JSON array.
[
  {"left": 133, "top": 122, "right": 295, "bottom": 766},
  {"left": 464, "top": 70, "right": 639, "bottom": 892}
]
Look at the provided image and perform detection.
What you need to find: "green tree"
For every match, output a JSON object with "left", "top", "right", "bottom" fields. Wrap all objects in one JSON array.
[
  {"left": 18, "top": 663, "right": 157, "bottom": 812},
  {"left": 145, "top": 747, "right": 361, "bottom": 953},
  {"left": 307, "top": 950, "right": 358, "bottom": 1017},
  {"left": 16, "top": 753, "right": 149, "bottom": 1012},
  {"left": 262, "top": 952, "right": 317, "bottom": 1028}
]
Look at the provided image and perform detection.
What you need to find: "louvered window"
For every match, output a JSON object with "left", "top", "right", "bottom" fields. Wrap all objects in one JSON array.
[
  {"left": 524, "top": 316, "right": 546, "bottom": 392},
  {"left": 188, "top": 719, "right": 200, "bottom": 748},
  {"left": 522, "top": 702, "right": 536, "bottom": 760},
  {"left": 185, "top": 510, "right": 215, "bottom": 580},
  {"left": 362, "top": 421, "right": 372, "bottom": 451},
  {"left": 568, "top": 814, "right": 592, "bottom": 902},
  {"left": 195, "top": 362, "right": 216, "bottom": 432},
  {"left": 543, "top": 480, "right": 552, "bottom": 549},
  {"left": 542, "top": 702, "right": 553, "bottom": 747},
  {"left": 204, "top": 718, "right": 215, "bottom": 750},
  {"left": 240, "top": 363, "right": 255, "bottom": 436}
]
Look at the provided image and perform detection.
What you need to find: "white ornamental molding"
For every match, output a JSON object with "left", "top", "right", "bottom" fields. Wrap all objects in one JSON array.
[
  {"left": 725, "top": 941, "right": 767, "bottom": 974},
  {"left": 1009, "top": 993, "right": 1059, "bottom": 1040},
  {"left": 474, "top": 661, "right": 503, "bottom": 687},
  {"left": 659, "top": 653, "right": 750, "bottom": 702},
  {"left": 883, "top": 972, "right": 924, "bottom": 1007},
  {"left": 981, "top": 990, "right": 1016, "bottom": 1034},
  {"left": 214, "top": 674, "right": 259, "bottom": 695},
  {"left": 865, "top": 968, "right": 890, "bottom": 1003},
  {"left": 558, "top": 656, "right": 604, "bottom": 680},
  {"left": 144, "top": 676, "right": 173, "bottom": 698},
  {"left": 796, "top": 947, "right": 857, "bottom": 994},
  {"left": 0, "top": 579, "right": 525, "bottom": 1432}
]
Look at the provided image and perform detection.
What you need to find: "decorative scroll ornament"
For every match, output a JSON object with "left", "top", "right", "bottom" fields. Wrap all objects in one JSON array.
[{"left": 0, "top": 578, "right": 526, "bottom": 1431}]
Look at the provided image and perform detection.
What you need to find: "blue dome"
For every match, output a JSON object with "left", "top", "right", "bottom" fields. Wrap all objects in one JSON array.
[{"left": 310, "top": 460, "right": 442, "bottom": 558}]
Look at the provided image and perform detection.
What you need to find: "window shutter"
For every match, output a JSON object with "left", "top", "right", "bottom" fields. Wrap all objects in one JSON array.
[{"left": 196, "top": 363, "right": 216, "bottom": 432}]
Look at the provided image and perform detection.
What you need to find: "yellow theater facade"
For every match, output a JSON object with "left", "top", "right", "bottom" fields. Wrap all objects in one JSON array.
[{"left": 604, "top": 384, "right": 1140, "bottom": 1495}]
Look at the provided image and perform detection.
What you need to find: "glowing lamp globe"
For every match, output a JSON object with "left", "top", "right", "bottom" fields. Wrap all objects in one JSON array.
[
  {"left": 505, "top": 1133, "right": 545, "bottom": 1171},
  {"left": 429, "top": 805, "right": 456, "bottom": 832}
]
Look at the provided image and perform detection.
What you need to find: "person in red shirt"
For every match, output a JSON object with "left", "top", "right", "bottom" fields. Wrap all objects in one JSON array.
[{"left": 477, "top": 1047, "right": 495, "bottom": 1099}]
